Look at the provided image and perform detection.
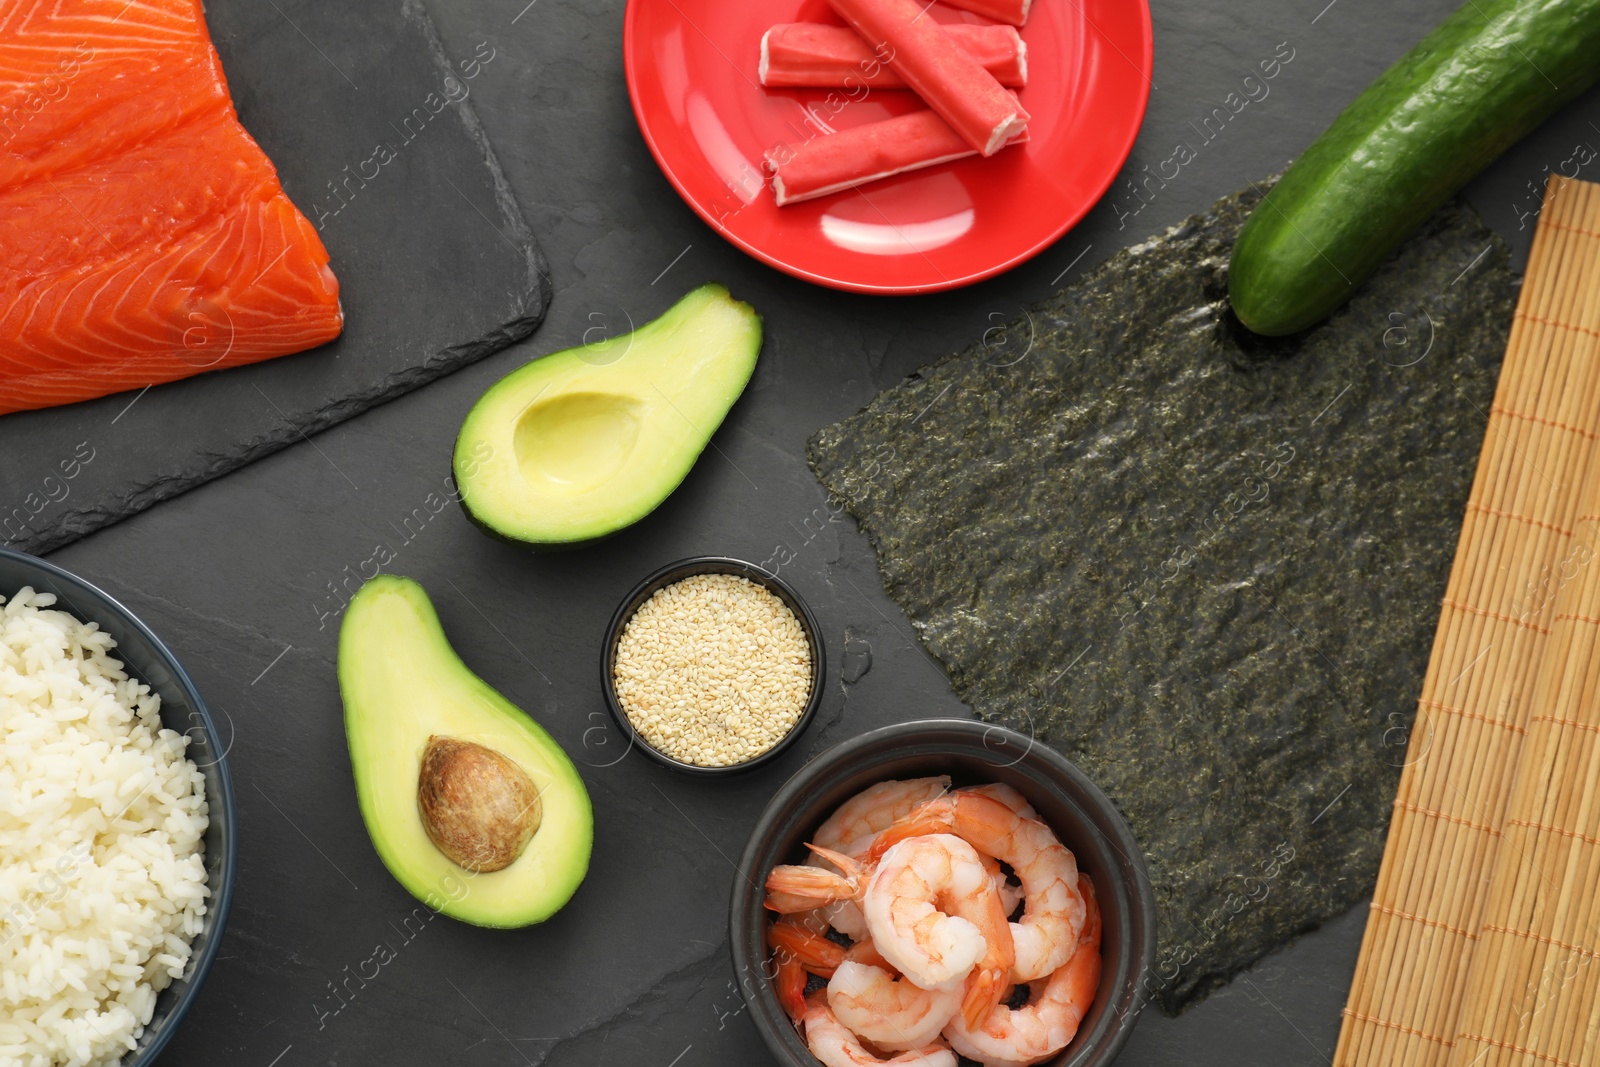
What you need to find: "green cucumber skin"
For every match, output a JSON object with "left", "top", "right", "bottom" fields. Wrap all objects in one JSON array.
[{"left": 1229, "top": 0, "right": 1600, "bottom": 337}]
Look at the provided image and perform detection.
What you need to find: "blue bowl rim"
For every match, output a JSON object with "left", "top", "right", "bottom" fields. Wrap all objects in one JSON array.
[{"left": 0, "top": 545, "right": 238, "bottom": 1065}]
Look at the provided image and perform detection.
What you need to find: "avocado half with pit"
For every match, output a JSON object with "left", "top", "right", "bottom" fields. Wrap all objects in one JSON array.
[
  {"left": 453, "top": 283, "right": 762, "bottom": 548},
  {"left": 338, "top": 574, "right": 592, "bottom": 927}
]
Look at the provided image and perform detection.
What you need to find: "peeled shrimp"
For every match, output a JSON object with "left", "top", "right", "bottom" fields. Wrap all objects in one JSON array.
[
  {"left": 979, "top": 852, "right": 1025, "bottom": 920},
  {"left": 962, "top": 786, "right": 1032, "bottom": 915},
  {"left": 942, "top": 874, "right": 1102, "bottom": 1066},
  {"left": 942, "top": 941, "right": 1100, "bottom": 1066},
  {"left": 862, "top": 833, "right": 1014, "bottom": 1004},
  {"left": 828, "top": 959, "right": 963, "bottom": 1051},
  {"left": 804, "top": 993, "right": 958, "bottom": 1067},
  {"left": 819, "top": 895, "right": 871, "bottom": 940},
  {"left": 812, "top": 780, "right": 1024, "bottom": 940},
  {"left": 959, "top": 782, "right": 1037, "bottom": 820},
  {"left": 790, "top": 907, "right": 837, "bottom": 937},
  {"left": 871, "top": 792, "right": 1084, "bottom": 981},
  {"left": 809, "top": 777, "right": 952, "bottom": 937},
  {"left": 815, "top": 777, "right": 954, "bottom": 854}
]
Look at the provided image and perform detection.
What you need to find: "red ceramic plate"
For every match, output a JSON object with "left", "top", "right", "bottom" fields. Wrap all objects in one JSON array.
[{"left": 622, "top": 0, "right": 1153, "bottom": 294}]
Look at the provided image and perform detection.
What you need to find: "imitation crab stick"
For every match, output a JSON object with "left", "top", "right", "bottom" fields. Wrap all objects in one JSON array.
[
  {"left": 765, "top": 107, "right": 1026, "bottom": 205},
  {"left": 826, "top": 0, "right": 1029, "bottom": 155},
  {"left": 759, "top": 22, "right": 1027, "bottom": 89},
  {"left": 940, "top": 0, "right": 1031, "bottom": 26}
]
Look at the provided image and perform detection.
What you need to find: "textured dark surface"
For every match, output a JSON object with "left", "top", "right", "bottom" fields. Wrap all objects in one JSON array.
[
  {"left": 6, "top": 0, "right": 1600, "bottom": 1063},
  {"left": 0, "top": 0, "right": 548, "bottom": 557},
  {"left": 808, "top": 185, "right": 1516, "bottom": 1012}
]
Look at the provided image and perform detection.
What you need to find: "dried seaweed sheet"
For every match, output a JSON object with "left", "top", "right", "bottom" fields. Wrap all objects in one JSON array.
[{"left": 808, "top": 182, "right": 1516, "bottom": 1013}]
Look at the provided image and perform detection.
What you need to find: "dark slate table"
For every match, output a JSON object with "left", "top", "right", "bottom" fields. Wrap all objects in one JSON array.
[{"left": 39, "top": 0, "right": 1600, "bottom": 1063}]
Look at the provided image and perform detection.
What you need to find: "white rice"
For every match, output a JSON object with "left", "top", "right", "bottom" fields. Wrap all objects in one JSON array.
[{"left": 0, "top": 587, "right": 209, "bottom": 1067}]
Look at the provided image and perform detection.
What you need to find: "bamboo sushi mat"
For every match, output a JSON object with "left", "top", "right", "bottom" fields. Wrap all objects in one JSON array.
[{"left": 1336, "top": 175, "right": 1600, "bottom": 1067}]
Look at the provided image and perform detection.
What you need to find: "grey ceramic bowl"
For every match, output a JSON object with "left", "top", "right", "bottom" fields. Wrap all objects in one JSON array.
[
  {"left": 601, "top": 556, "right": 826, "bottom": 777},
  {"left": 0, "top": 547, "right": 237, "bottom": 1066},
  {"left": 731, "top": 719, "right": 1155, "bottom": 1066}
]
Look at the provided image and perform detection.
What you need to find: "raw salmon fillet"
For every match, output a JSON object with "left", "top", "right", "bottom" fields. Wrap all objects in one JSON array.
[{"left": 0, "top": 0, "right": 343, "bottom": 416}]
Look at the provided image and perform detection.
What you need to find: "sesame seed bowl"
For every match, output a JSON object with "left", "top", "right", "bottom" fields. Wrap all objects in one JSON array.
[{"left": 600, "top": 556, "right": 826, "bottom": 777}]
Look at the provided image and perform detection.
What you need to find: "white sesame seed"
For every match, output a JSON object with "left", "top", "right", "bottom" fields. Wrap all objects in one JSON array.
[{"left": 613, "top": 573, "right": 812, "bottom": 767}]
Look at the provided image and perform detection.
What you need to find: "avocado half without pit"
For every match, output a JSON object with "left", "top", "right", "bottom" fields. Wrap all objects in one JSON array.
[
  {"left": 338, "top": 575, "right": 593, "bottom": 926},
  {"left": 453, "top": 283, "right": 763, "bottom": 548}
]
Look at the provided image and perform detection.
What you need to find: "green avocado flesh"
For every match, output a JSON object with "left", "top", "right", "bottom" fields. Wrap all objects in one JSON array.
[
  {"left": 338, "top": 575, "right": 593, "bottom": 927},
  {"left": 453, "top": 283, "right": 763, "bottom": 547}
]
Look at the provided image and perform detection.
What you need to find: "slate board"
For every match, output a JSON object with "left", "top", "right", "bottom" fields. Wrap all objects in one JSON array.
[
  {"left": 0, "top": 0, "right": 547, "bottom": 556},
  {"left": 809, "top": 182, "right": 1517, "bottom": 1013}
]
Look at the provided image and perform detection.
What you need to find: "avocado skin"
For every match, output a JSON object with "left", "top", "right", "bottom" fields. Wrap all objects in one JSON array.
[
  {"left": 1229, "top": 0, "right": 1600, "bottom": 336},
  {"left": 338, "top": 574, "right": 593, "bottom": 927},
  {"left": 452, "top": 283, "right": 763, "bottom": 549},
  {"left": 458, "top": 502, "right": 611, "bottom": 553}
]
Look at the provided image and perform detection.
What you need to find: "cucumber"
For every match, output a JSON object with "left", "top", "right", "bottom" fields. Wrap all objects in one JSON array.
[{"left": 1228, "top": 0, "right": 1600, "bottom": 337}]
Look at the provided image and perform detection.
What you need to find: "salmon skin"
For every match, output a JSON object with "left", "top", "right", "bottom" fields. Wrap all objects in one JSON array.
[{"left": 0, "top": 0, "right": 343, "bottom": 416}]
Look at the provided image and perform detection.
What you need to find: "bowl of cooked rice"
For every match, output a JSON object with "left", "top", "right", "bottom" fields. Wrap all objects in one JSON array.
[{"left": 0, "top": 547, "right": 237, "bottom": 1067}]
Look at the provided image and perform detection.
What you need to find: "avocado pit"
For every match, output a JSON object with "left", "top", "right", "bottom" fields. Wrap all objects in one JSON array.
[{"left": 417, "top": 735, "right": 542, "bottom": 873}]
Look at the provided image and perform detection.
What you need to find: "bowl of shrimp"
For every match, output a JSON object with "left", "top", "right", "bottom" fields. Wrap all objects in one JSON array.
[{"left": 731, "top": 718, "right": 1155, "bottom": 1067}]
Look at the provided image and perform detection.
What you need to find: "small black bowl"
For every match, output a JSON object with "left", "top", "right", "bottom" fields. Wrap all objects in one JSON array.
[
  {"left": 731, "top": 719, "right": 1155, "bottom": 1066},
  {"left": 0, "top": 547, "right": 237, "bottom": 1066},
  {"left": 601, "top": 556, "right": 826, "bottom": 776}
]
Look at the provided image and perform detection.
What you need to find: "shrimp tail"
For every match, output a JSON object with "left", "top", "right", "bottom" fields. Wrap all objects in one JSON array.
[
  {"left": 870, "top": 793, "right": 1032, "bottom": 864},
  {"left": 844, "top": 938, "right": 895, "bottom": 971},
  {"left": 865, "top": 800, "right": 956, "bottom": 862},
  {"left": 765, "top": 862, "right": 859, "bottom": 912},
  {"left": 959, "top": 966, "right": 1008, "bottom": 1030},
  {"left": 769, "top": 919, "right": 846, "bottom": 978},
  {"left": 804, "top": 842, "right": 867, "bottom": 882},
  {"left": 775, "top": 953, "right": 808, "bottom": 1024}
]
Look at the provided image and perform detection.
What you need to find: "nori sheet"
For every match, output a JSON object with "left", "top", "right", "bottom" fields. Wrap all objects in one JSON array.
[{"left": 807, "top": 181, "right": 1516, "bottom": 1013}]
